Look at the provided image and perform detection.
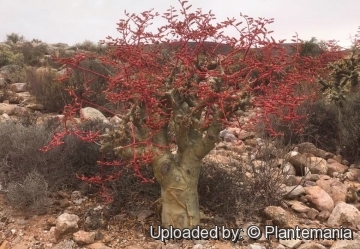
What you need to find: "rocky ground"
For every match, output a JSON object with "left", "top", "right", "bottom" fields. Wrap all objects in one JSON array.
[{"left": 1, "top": 67, "right": 360, "bottom": 248}]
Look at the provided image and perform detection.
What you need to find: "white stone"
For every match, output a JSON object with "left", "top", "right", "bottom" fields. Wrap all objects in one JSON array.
[{"left": 80, "top": 107, "right": 109, "bottom": 123}]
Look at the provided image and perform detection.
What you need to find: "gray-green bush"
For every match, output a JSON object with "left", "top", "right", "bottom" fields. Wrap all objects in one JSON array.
[
  {"left": 25, "top": 66, "right": 71, "bottom": 113},
  {"left": 6, "top": 171, "right": 49, "bottom": 214},
  {"left": 0, "top": 120, "right": 111, "bottom": 192}
]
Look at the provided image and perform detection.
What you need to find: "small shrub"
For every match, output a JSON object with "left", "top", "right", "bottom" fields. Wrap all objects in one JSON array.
[
  {"left": 198, "top": 135, "right": 290, "bottom": 222},
  {"left": 107, "top": 166, "right": 160, "bottom": 215},
  {"left": 254, "top": 79, "right": 320, "bottom": 147},
  {"left": 302, "top": 99, "right": 339, "bottom": 152},
  {"left": 0, "top": 121, "right": 52, "bottom": 188},
  {"left": 235, "top": 137, "right": 289, "bottom": 219},
  {"left": 299, "top": 92, "right": 360, "bottom": 163},
  {"left": 335, "top": 93, "right": 360, "bottom": 162},
  {"left": 5, "top": 33, "right": 25, "bottom": 45},
  {"left": 65, "top": 59, "right": 115, "bottom": 109},
  {"left": 2, "top": 35, "right": 49, "bottom": 68},
  {"left": 75, "top": 40, "right": 107, "bottom": 54},
  {"left": 6, "top": 171, "right": 49, "bottom": 214},
  {"left": 0, "top": 64, "right": 26, "bottom": 83},
  {"left": 16, "top": 111, "right": 41, "bottom": 127},
  {"left": 198, "top": 159, "right": 243, "bottom": 222},
  {"left": 25, "top": 66, "right": 72, "bottom": 112},
  {"left": 0, "top": 120, "right": 110, "bottom": 192},
  {"left": 0, "top": 45, "right": 24, "bottom": 68},
  {"left": 15, "top": 41, "right": 48, "bottom": 67}
]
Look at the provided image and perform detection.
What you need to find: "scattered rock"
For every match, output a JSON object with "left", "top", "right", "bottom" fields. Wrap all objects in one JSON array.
[
  {"left": 284, "top": 175, "right": 303, "bottom": 186},
  {"left": 348, "top": 168, "right": 360, "bottom": 179},
  {"left": 286, "top": 200, "right": 310, "bottom": 213},
  {"left": 73, "top": 230, "right": 96, "bottom": 245},
  {"left": 26, "top": 103, "right": 44, "bottom": 111},
  {"left": 327, "top": 159, "right": 348, "bottom": 175},
  {"left": 249, "top": 243, "right": 265, "bottom": 249},
  {"left": 282, "top": 162, "right": 297, "bottom": 175},
  {"left": 327, "top": 202, "right": 360, "bottom": 228},
  {"left": 317, "top": 210, "right": 330, "bottom": 221},
  {"left": 0, "top": 78, "right": 6, "bottom": 88},
  {"left": 55, "top": 213, "right": 80, "bottom": 235},
  {"left": 345, "top": 171, "right": 356, "bottom": 181},
  {"left": 316, "top": 178, "right": 347, "bottom": 204},
  {"left": 0, "top": 103, "right": 17, "bottom": 115},
  {"left": 306, "top": 208, "right": 319, "bottom": 220},
  {"left": 0, "top": 113, "right": 10, "bottom": 121},
  {"left": 87, "top": 242, "right": 112, "bottom": 249},
  {"left": 0, "top": 240, "right": 10, "bottom": 249},
  {"left": 57, "top": 190, "right": 70, "bottom": 199},
  {"left": 330, "top": 239, "right": 360, "bottom": 249},
  {"left": 84, "top": 209, "right": 107, "bottom": 230},
  {"left": 287, "top": 153, "right": 310, "bottom": 176},
  {"left": 284, "top": 185, "right": 305, "bottom": 198},
  {"left": 9, "top": 91, "right": 33, "bottom": 104},
  {"left": 11, "top": 244, "right": 27, "bottom": 249},
  {"left": 219, "top": 129, "right": 237, "bottom": 142},
  {"left": 228, "top": 143, "right": 246, "bottom": 154},
  {"left": 279, "top": 239, "right": 302, "bottom": 248},
  {"left": 135, "top": 209, "right": 154, "bottom": 221},
  {"left": 307, "top": 157, "right": 328, "bottom": 175},
  {"left": 71, "top": 191, "right": 82, "bottom": 201},
  {"left": 52, "top": 240, "right": 75, "bottom": 249},
  {"left": 9, "top": 83, "right": 27, "bottom": 93},
  {"left": 80, "top": 107, "right": 109, "bottom": 123},
  {"left": 297, "top": 242, "right": 326, "bottom": 249},
  {"left": 109, "top": 115, "right": 123, "bottom": 126},
  {"left": 304, "top": 185, "right": 334, "bottom": 212},
  {"left": 59, "top": 199, "right": 71, "bottom": 208},
  {"left": 263, "top": 206, "right": 296, "bottom": 228},
  {"left": 243, "top": 138, "right": 258, "bottom": 147},
  {"left": 237, "top": 131, "right": 255, "bottom": 140}
]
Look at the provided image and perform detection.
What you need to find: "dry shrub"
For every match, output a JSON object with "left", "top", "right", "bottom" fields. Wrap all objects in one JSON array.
[
  {"left": 200, "top": 137, "right": 289, "bottom": 223},
  {"left": 0, "top": 119, "right": 111, "bottom": 192},
  {"left": 264, "top": 81, "right": 360, "bottom": 164},
  {"left": 0, "top": 64, "right": 26, "bottom": 83},
  {"left": 337, "top": 93, "right": 360, "bottom": 162},
  {"left": 301, "top": 99, "right": 339, "bottom": 152},
  {"left": 25, "top": 67, "right": 71, "bottom": 113},
  {"left": 0, "top": 121, "right": 55, "bottom": 188},
  {"left": 198, "top": 159, "right": 243, "bottom": 222},
  {"left": 301, "top": 92, "right": 360, "bottom": 163},
  {"left": 256, "top": 79, "right": 320, "bottom": 146},
  {"left": 107, "top": 166, "right": 160, "bottom": 215},
  {"left": 15, "top": 42, "right": 48, "bottom": 67},
  {"left": 236, "top": 138, "right": 289, "bottom": 219},
  {"left": 6, "top": 171, "right": 50, "bottom": 214},
  {"left": 75, "top": 40, "right": 107, "bottom": 54},
  {"left": 65, "top": 59, "right": 115, "bottom": 109}
]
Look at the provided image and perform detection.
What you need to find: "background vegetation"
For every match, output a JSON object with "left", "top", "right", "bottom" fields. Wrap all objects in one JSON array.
[{"left": 0, "top": 30, "right": 359, "bottom": 221}]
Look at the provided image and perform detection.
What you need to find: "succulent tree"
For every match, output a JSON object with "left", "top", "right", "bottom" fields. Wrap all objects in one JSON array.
[
  {"left": 42, "top": 1, "right": 339, "bottom": 229},
  {"left": 319, "top": 43, "right": 360, "bottom": 107}
]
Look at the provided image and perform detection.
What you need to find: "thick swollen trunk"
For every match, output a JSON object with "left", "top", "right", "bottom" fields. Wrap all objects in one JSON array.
[
  {"left": 160, "top": 178, "right": 200, "bottom": 228},
  {"left": 152, "top": 152, "right": 202, "bottom": 229}
]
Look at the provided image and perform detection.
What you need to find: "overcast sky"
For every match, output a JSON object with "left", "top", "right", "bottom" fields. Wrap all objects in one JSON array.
[{"left": 1, "top": 0, "right": 358, "bottom": 48}]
